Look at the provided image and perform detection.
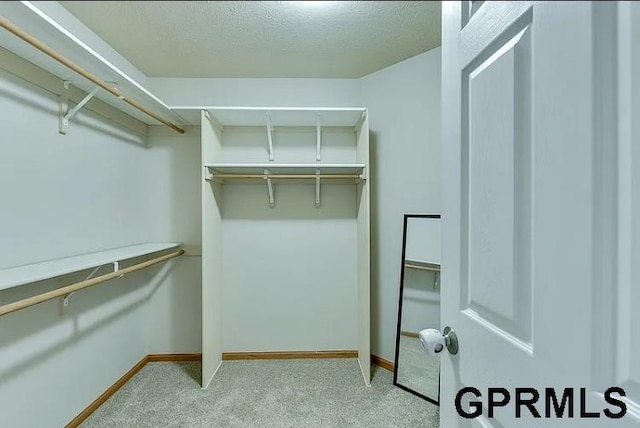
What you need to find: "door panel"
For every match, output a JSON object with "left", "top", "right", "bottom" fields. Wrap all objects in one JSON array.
[
  {"left": 462, "top": 20, "right": 532, "bottom": 344},
  {"left": 442, "top": 1, "right": 640, "bottom": 426}
]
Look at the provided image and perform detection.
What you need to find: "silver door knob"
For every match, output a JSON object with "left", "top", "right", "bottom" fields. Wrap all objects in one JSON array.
[{"left": 418, "top": 326, "right": 459, "bottom": 355}]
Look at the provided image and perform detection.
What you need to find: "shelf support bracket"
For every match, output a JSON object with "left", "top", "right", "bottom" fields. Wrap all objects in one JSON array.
[
  {"left": 264, "top": 169, "right": 275, "bottom": 208},
  {"left": 113, "top": 261, "right": 124, "bottom": 279},
  {"left": 58, "top": 82, "right": 100, "bottom": 134},
  {"left": 316, "top": 114, "right": 322, "bottom": 161},
  {"left": 59, "top": 263, "right": 104, "bottom": 315},
  {"left": 315, "top": 169, "right": 321, "bottom": 208},
  {"left": 265, "top": 115, "right": 274, "bottom": 161}
]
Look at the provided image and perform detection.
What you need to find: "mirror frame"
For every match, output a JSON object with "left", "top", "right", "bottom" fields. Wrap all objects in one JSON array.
[{"left": 393, "top": 213, "right": 441, "bottom": 405}]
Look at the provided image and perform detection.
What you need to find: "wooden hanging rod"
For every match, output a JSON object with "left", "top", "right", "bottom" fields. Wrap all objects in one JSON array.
[
  {"left": 208, "top": 174, "right": 363, "bottom": 180},
  {"left": 0, "top": 249, "right": 184, "bottom": 317},
  {"left": 0, "top": 14, "right": 185, "bottom": 134}
]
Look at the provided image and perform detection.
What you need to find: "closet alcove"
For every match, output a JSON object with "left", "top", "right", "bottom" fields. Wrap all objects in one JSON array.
[{"left": 194, "top": 107, "right": 371, "bottom": 388}]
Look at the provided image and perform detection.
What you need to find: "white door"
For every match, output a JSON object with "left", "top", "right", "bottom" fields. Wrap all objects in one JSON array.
[{"left": 441, "top": 1, "right": 640, "bottom": 427}]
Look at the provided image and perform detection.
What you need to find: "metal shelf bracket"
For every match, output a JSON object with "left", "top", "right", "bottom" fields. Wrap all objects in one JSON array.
[
  {"left": 315, "top": 169, "right": 321, "bottom": 208},
  {"left": 265, "top": 115, "right": 274, "bottom": 161},
  {"left": 316, "top": 114, "right": 322, "bottom": 161},
  {"left": 60, "top": 263, "right": 105, "bottom": 315},
  {"left": 58, "top": 82, "right": 100, "bottom": 134}
]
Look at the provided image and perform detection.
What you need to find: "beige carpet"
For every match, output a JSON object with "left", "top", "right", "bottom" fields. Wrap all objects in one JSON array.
[
  {"left": 396, "top": 335, "right": 440, "bottom": 402},
  {"left": 80, "top": 359, "right": 439, "bottom": 427}
]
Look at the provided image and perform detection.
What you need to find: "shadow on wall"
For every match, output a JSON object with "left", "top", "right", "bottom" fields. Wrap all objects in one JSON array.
[
  {"left": 148, "top": 126, "right": 202, "bottom": 353},
  {"left": 0, "top": 70, "right": 146, "bottom": 147},
  {"left": 368, "top": 130, "right": 382, "bottom": 355},
  {"left": 221, "top": 185, "right": 357, "bottom": 220},
  {"left": 0, "top": 257, "right": 174, "bottom": 386}
]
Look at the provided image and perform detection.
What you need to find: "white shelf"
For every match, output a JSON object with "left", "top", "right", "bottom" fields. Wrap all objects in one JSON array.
[
  {"left": 404, "top": 259, "right": 441, "bottom": 272},
  {"left": 0, "top": 243, "right": 181, "bottom": 292},
  {"left": 173, "top": 107, "right": 366, "bottom": 127},
  {"left": 205, "top": 163, "right": 365, "bottom": 175},
  {"left": 0, "top": 2, "right": 185, "bottom": 127}
]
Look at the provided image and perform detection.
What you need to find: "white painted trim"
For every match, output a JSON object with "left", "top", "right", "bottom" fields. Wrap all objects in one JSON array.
[
  {"left": 357, "top": 357, "right": 371, "bottom": 387},
  {"left": 201, "top": 361, "right": 223, "bottom": 390},
  {"left": 462, "top": 309, "right": 533, "bottom": 355},
  {"left": 21, "top": 1, "right": 172, "bottom": 111}
]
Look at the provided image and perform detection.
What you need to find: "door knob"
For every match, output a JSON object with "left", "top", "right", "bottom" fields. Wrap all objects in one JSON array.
[{"left": 418, "top": 326, "right": 459, "bottom": 355}]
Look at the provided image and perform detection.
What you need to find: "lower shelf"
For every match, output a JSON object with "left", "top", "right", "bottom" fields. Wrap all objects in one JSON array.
[{"left": 0, "top": 242, "right": 182, "bottom": 292}]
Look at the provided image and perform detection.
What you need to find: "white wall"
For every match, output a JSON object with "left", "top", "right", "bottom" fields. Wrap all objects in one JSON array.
[
  {"left": 150, "top": 49, "right": 442, "bottom": 362},
  {"left": 402, "top": 216, "right": 441, "bottom": 334},
  {"left": 0, "top": 4, "right": 440, "bottom": 422},
  {"left": 216, "top": 127, "right": 359, "bottom": 352},
  {"left": 0, "top": 66, "right": 199, "bottom": 426},
  {"left": 148, "top": 49, "right": 441, "bottom": 361},
  {"left": 405, "top": 216, "right": 441, "bottom": 265},
  {"left": 0, "top": 66, "right": 148, "bottom": 427},
  {"left": 362, "top": 49, "right": 442, "bottom": 362},
  {"left": 144, "top": 126, "right": 202, "bottom": 354},
  {"left": 148, "top": 78, "right": 362, "bottom": 108},
  {"left": 0, "top": 43, "right": 440, "bottom": 427},
  {"left": 401, "top": 268, "right": 440, "bottom": 334}
]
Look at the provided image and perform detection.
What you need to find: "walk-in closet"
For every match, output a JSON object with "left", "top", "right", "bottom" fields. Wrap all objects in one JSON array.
[{"left": 0, "top": 2, "right": 443, "bottom": 427}]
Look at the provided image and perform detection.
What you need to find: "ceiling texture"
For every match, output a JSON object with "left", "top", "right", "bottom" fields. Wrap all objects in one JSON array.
[{"left": 59, "top": 1, "right": 441, "bottom": 78}]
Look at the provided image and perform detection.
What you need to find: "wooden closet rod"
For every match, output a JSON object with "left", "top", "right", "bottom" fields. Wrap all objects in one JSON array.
[
  {"left": 210, "top": 174, "right": 363, "bottom": 180},
  {"left": 0, "top": 249, "right": 185, "bottom": 317},
  {"left": 0, "top": 14, "right": 185, "bottom": 135}
]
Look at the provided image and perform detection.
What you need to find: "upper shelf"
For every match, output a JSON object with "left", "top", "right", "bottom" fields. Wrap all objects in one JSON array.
[
  {"left": 0, "top": 2, "right": 186, "bottom": 129},
  {"left": 173, "top": 107, "right": 367, "bottom": 127},
  {"left": 205, "top": 163, "right": 365, "bottom": 175},
  {"left": 0, "top": 243, "right": 181, "bottom": 292}
]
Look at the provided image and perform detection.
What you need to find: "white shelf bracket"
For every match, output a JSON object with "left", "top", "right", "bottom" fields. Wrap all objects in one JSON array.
[
  {"left": 265, "top": 115, "right": 274, "bottom": 161},
  {"left": 113, "top": 261, "right": 124, "bottom": 279},
  {"left": 60, "top": 293, "right": 73, "bottom": 316},
  {"left": 264, "top": 169, "right": 275, "bottom": 208},
  {"left": 316, "top": 114, "right": 322, "bottom": 161},
  {"left": 204, "top": 110, "right": 224, "bottom": 133},
  {"left": 58, "top": 82, "right": 100, "bottom": 135},
  {"left": 58, "top": 82, "right": 69, "bottom": 135},
  {"left": 59, "top": 264, "right": 104, "bottom": 315},
  {"left": 315, "top": 169, "right": 321, "bottom": 208}
]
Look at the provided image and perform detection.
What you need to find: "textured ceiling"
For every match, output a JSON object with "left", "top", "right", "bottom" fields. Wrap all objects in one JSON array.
[{"left": 58, "top": 1, "right": 441, "bottom": 78}]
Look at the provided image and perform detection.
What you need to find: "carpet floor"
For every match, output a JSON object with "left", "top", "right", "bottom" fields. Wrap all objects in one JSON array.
[
  {"left": 79, "top": 359, "right": 439, "bottom": 427},
  {"left": 396, "top": 335, "right": 440, "bottom": 402}
]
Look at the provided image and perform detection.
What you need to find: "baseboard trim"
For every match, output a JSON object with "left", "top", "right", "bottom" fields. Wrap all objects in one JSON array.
[
  {"left": 148, "top": 353, "right": 202, "bottom": 362},
  {"left": 66, "top": 353, "right": 200, "bottom": 428},
  {"left": 222, "top": 350, "right": 358, "bottom": 360},
  {"left": 371, "top": 354, "right": 394, "bottom": 372},
  {"left": 401, "top": 331, "right": 419, "bottom": 338},
  {"left": 65, "top": 355, "right": 149, "bottom": 428},
  {"left": 69, "top": 351, "right": 392, "bottom": 427}
]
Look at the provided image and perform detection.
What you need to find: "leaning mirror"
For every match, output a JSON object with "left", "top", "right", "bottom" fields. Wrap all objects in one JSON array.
[{"left": 393, "top": 214, "right": 441, "bottom": 405}]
